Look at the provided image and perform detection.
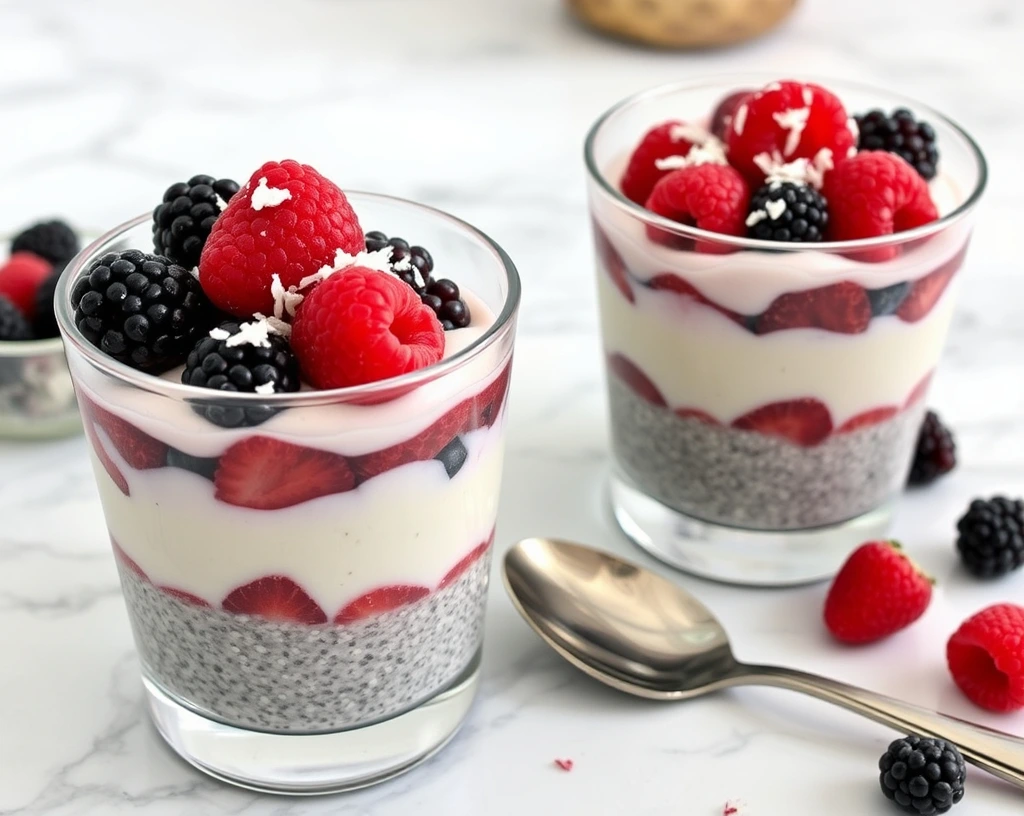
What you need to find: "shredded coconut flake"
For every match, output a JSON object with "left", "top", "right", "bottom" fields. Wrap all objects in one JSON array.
[
  {"left": 209, "top": 327, "right": 231, "bottom": 341},
  {"left": 765, "top": 81, "right": 782, "bottom": 92},
  {"left": 765, "top": 199, "right": 787, "bottom": 221},
  {"left": 802, "top": 86, "right": 813, "bottom": 107},
  {"left": 270, "top": 273, "right": 304, "bottom": 319},
  {"left": 260, "top": 230, "right": 267, "bottom": 237},
  {"left": 189, "top": 266, "right": 200, "bottom": 280},
  {"left": 745, "top": 209, "right": 769, "bottom": 228},
  {"left": 215, "top": 194, "right": 229, "bottom": 212},
  {"left": 848, "top": 145, "right": 858, "bottom": 159},
  {"left": 250, "top": 176, "right": 292, "bottom": 211},
  {"left": 254, "top": 381, "right": 276, "bottom": 395},
  {"left": 847, "top": 116, "right": 860, "bottom": 144},
  {"left": 733, "top": 103, "right": 748, "bottom": 136},
  {"left": 299, "top": 246, "right": 398, "bottom": 290},
  {"left": 654, "top": 136, "right": 727, "bottom": 172},
  {"left": 213, "top": 315, "right": 287, "bottom": 349},
  {"left": 754, "top": 149, "right": 831, "bottom": 190},
  {"left": 772, "top": 107, "right": 810, "bottom": 156}
]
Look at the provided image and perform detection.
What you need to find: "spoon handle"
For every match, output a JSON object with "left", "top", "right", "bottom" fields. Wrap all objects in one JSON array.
[{"left": 741, "top": 663, "right": 1024, "bottom": 790}]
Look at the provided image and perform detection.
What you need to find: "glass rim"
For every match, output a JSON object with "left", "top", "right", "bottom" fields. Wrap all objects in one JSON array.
[
  {"left": 583, "top": 74, "right": 988, "bottom": 252},
  {"left": 55, "top": 192, "right": 521, "bottom": 405}
]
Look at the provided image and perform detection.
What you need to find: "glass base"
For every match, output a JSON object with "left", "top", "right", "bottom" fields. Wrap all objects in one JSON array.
[
  {"left": 143, "top": 653, "right": 481, "bottom": 795},
  {"left": 609, "top": 470, "right": 896, "bottom": 586}
]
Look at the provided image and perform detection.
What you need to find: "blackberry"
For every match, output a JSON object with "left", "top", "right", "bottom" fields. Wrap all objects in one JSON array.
[
  {"left": 70, "top": 249, "right": 212, "bottom": 373},
  {"left": 908, "top": 411, "right": 956, "bottom": 486},
  {"left": 879, "top": 736, "right": 965, "bottom": 814},
  {"left": 153, "top": 175, "right": 240, "bottom": 268},
  {"left": 955, "top": 496, "right": 1024, "bottom": 578},
  {"left": 856, "top": 108, "right": 939, "bottom": 181},
  {"left": 11, "top": 219, "right": 79, "bottom": 265},
  {"left": 182, "top": 320, "right": 300, "bottom": 428},
  {"left": 32, "top": 263, "right": 66, "bottom": 339},
  {"left": 422, "top": 279, "right": 471, "bottom": 330},
  {"left": 364, "top": 231, "right": 434, "bottom": 292},
  {"left": 746, "top": 182, "right": 828, "bottom": 242},
  {"left": 0, "top": 295, "right": 32, "bottom": 340}
]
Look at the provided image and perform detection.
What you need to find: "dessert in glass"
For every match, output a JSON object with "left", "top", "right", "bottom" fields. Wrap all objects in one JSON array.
[
  {"left": 55, "top": 161, "right": 520, "bottom": 793},
  {"left": 586, "top": 78, "right": 986, "bottom": 586}
]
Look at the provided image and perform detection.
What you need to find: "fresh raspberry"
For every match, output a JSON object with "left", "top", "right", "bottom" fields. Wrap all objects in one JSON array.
[
  {"left": 620, "top": 120, "right": 698, "bottom": 205},
  {"left": 824, "top": 541, "right": 933, "bottom": 644},
  {"left": 199, "top": 160, "right": 364, "bottom": 317},
  {"left": 291, "top": 267, "right": 444, "bottom": 389},
  {"left": 0, "top": 252, "right": 52, "bottom": 318},
  {"left": 644, "top": 164, "right": 750, "bottom": 250},
  {"left": 824, "top": 151, "right": 939, "bottom": 244},
  {"left": 710, "top": 90, "right": 752, "bottom": 140},
  {"left": 947, "top": 604, "right": 1024, "bottom": 712},
  {"left": 725, "top": 80, "right": 856, "bottom": 185}
]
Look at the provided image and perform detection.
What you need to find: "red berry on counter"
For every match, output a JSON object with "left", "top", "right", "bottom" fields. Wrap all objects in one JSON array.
[
  {"left": 644, "top": 164, "right": 750, "bottom": 249},
  {"left": 824, "top": 541, "right": 933, "bottom": 644},
  {"left": 199, "top": 159, "right": 364, "bottom": 317},
  {"left": 947, "top": 604, "right": 1024, "bottom": 712},
  {"left": 0, "top": 252, "right": 52, "bottom": 318}
]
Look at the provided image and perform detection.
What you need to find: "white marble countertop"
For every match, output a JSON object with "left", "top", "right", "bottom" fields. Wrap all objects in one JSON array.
[{"left": 1, "top": 0, "right": 1023, "bottom": 813}]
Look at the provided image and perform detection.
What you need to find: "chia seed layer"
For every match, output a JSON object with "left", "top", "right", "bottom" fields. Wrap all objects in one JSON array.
[
  {"left": 608, "top": 375, "right": 925, "bottom": 530},
  {"left": 118, "top": 557, "right": 489, "bottom": 733}
]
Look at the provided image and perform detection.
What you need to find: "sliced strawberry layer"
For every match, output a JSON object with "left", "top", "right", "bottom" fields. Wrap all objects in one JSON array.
[
  {"left": 731, "top": 398, "right": 833, "bottom": 447},
  {"left": 607, "top": 353, "right": 667, "bottom": 407},
  {"left": 334, "top": 585, "right": 430, "bottom": 624},
  {"left": 897, "top": 244, "right": 968, "bottom": 323},
  {"left": 469, "top": 360, "right": 513, "bottom": 430},
  {"left": 647, "top": 273, "right": 745, "bottom": 326},
  {"left": 837, "top": 406, "right": 900, "bottom": 433},
  {"left": 222, "top": 575, "right": 327, "bottom": 624},
  {"left": 440, "top": 528, "right": 496, "bottom": 589},
  {"left": 160, "top": 587, "right": 211, "bottom": 607},
  {"left": 904, "top": 372, "right": 934, "bottom": 408},
  {"left": 757, "top": 282, "right": 871, "bottom": 335},
  {"left": 83, "top": 421, "right": 129, "bottom": 496},
  {"left": 675, "top": 408, "right": 719, "bottom": 425},
  {"left": 110, "top": 538, "right": 146, "bottom": 581},
  {"left": 592, "top": 220, "right": 634, "bottom": 303},
  {"left": 79, "top": 393, "right": 167, "bottom": 470},
  {"left": 214, "top": 436, "right": 355, "bottom": 510}
]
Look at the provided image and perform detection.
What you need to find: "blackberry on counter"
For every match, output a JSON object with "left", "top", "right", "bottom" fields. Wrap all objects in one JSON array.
[
  {"left": 746, "top": 182, "right": 828, "bottom": 242},
  {"left": 11, "top": 219, "right": 79, "bottom": 265},
  {"left": 908, "top": 410, "right": 956, "bottom": 486},
  {"left": 32, "top": 263, "right": 66, "bottom": 338},
  {"left": 955, "top": 496, "right": 1024, "bottom": 579},
  {"left": 856, "top": 108, "right": 939, "bottom": 181},
  {"left": 153, "top": 175, "right": 240, "bottom": 268},
  {"left": 879, "top": 736, "right": 965, "bottom": 814},
  {"left": 182, "top": 320, "right": 300, "bottom": 428},
  {"left": 71, "top": 249, "right": 212, "bottom": 373},
  {"left": 365, "top": 231, "right": 434, "bottom": 292},
  {"left": 0, "top": 295, "right": 32, "bottom": 340}
]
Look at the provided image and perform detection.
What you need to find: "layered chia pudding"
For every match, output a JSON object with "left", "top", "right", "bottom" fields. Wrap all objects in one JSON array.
[
  {"left": 56, "top": 161, "right": 519, "bottom": 788},
  {"left": 586, "top": 78, "right": 985, "bottom": 580}
]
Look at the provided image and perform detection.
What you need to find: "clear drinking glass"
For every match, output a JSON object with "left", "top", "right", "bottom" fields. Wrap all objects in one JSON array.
[
  {"left": 586, "top": 77, "right": 986, "bottom": 586},
  {"left": 56, "top": 195, "right": 520, "bottom": 794}
]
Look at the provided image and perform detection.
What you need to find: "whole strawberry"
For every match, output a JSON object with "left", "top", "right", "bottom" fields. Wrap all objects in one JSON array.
[{"left": 824, "top": 541, "right": 933, "bottom": 644}]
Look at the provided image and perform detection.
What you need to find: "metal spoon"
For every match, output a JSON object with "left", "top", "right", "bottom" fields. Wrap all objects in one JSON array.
[{"left": 503, "top": 537, "right": 1024, "bottom": 789}]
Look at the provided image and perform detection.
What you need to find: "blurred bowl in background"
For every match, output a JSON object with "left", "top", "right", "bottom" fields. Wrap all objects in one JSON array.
[{"left": 567, "top": 0, "right": 798, "bottom": 48}]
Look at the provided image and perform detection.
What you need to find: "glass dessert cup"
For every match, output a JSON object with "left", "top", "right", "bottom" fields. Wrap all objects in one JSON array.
[
  {"left": 55, "top": 195, "right": 520, "bottom": 794},
  {"left": 586, "top": 77, "right": 987, "bottom": 587}
]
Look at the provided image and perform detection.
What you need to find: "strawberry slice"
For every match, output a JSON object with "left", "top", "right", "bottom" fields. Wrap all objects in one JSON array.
[
  {"left": 648, "top": 273, "right": 745, "bottom": 326},
  {"left": 83, "top": 421, "right": 129, "bottom": 496},
  {"left": 334, "top": 585, "right": 430, "bottom": 624},
  {"left": 837, "top": 406, "right": 899, "bottom": 433},
  {"left": 756, "top": 289, "right": 818, "bottom": 334},
  {"left": 904, "top": 371, "right": 933, "bottom": 408},
  {"left": 606, "top": 353, "right": 666, "bottom": 407},
  {"left": 160, "top": 587, "right": 211, "bottom": 607},
  {"left": 592, "top": 219, "right": 634, "bottom": 303},
  {"left": 440, "top": 529, "right": 496, "bottom": 589},
  {"left": 222, "top": 575, "right": 327, "bottom": 624},
  {"left": 468, "top": 360, "right": 513, "bottom": 430},
  {"left": 675, "top": 408, "right": 720, "bottom": 425},
  {"left": 79, "top": 394, "right": 167, "bottom": 470},
  {"left": 110, "top": 538, "right": 146, "bottom": 580},
  {"left": 214, "top": 436, "right": 355, "bottom": 510},
  {"left": 731, "top": 398, "right": 833, "bottom": 447},
  {"left": 758, "top": 283, "right": 870, "bottom": 335},
  {"left": 897, "top": 246, "right": 967, "bottom": 323}
]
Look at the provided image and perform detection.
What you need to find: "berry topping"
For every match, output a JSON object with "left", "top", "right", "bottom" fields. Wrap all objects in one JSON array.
[
  {"left": 440, "top": 534, "right": 493, "bottom": 588},
  {"left": 823, "top": 151, "right": 939, "bottom": 242},
  {"left": 756, "top": 282, "right": 871, "bottom": 335},
  {"left": 70, "top": 249, "right": 212, "bottom": 373},
  {"left": 199, "top": 160, "right": 364, "bottom": 317},
  {"left": 709, "top": 90, "right": 752, "bottom": 141},
  {"left": 423, "top": 278, "right": 471, "bottom": 330},
  {"left": 0, "top": 295, "right": 32, "bottom": 340},
  {"left": 731, "top": 398, "right": 833, "bottom": 447},
  {"left": 644, "top": 164, "right": 750, "bottom": 248},
  {"left": 79, "top": 394, "right": 168, "bottom": 470},
  {"left": 946, "top": 603, "right": 1024, "bottom": 712},
  {"left": 908, "top": 410, "right": 957, "bottom": 486},
  {"left": 11, "top": 219, "right": 79, "bottom": 265},
  {"left": 592, "top": 220, "right": 633, "bottom": 303},
  {"left": 183, "top": 319, "right": 300, "bottom": 427},
  {"left": 334, "top": 585, "right": 430, "bottom": 624},
  {"left": 955, "top": 496, "right": 1024, "bottom": 579},
  {"left": 724, "top": 80, "right": 856, "bottom": 185},
  {"left": 823, "top": 540, "right": 933, "bottom": 644},
  {"left": 153, "top": 174, "right": 240, "bottom": 268},
  {"left": 607, "top": 353, "right": 666, "bottom": 407},
  {"left": 291, "top": 266, "right": 444, "bottom": 389},
  {"left": 620, "top": 120, "right": 693, "bottom": 205},
  {"left": 0, "top": 252, "right": 53, "bottom": 319},
  {"left": 879, "top": 736, "right": 966, "bottom": 814},
  {"left": 364, "top": 231, "right": 434, "bottom": 291},
  {"left": 32, "top": 265, "right": 64, "bottom": 338},
  {"left": 222, "top": 575, "right": 327, "bottom": 625},
  {"left": 214, "top": 436, "right": 355, "bottom": 510},
  {"left": 856, "top": 108, "right": 939, "bottom": 181},
  {"left": 867, "top": 281, "right": 912, "bottom": 317},
  {"left": 746, "top": 181, "right": 829, "bottom": 242}
]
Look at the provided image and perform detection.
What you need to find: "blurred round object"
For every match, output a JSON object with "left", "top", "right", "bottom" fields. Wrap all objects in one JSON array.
[{"left": 567, "top": 0, "right": 799, "bottom": 48}]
